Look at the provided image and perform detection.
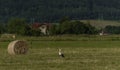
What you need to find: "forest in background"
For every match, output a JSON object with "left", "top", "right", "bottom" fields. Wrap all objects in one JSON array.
[{"left": 0, "top": 0, "right": 120, "bottom": 23}]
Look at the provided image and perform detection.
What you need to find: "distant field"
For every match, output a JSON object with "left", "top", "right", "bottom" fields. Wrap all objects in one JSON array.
[
  {"left": 81, "top": 20, "right": 120, "bottom": 29},
  {"left": 0, "top": 35, "right": 120, "bottom": 70}
]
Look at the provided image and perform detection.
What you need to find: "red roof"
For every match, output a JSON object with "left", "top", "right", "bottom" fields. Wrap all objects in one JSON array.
[{"left": 32, "top": 22, "right": 51, "bottom": 29}]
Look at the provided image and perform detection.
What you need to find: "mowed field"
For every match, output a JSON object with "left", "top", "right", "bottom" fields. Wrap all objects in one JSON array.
[{"left": 1, "top": 35, "right": 120, "bottom": 70}]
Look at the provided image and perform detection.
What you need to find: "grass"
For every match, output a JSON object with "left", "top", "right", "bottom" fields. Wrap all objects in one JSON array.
[
  {"left": 0, "top": 35, "right": 120, "bottom": 70},
  {"left": 1, "top": 47, "right": 120, "bottom": 70}
]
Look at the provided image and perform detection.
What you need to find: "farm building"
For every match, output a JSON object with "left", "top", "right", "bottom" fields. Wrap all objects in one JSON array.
[{"left": 32, "top": 23, "right": 51, "bottom": 35}]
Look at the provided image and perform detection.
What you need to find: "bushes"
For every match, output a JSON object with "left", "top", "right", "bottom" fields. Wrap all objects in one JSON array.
[
  {"left": 104, "top": 25, "right": 120, "bottom": 34},
  {"left": 7, "top": 18, "right": 27, "bottom": 35},
  {"left": 6, "top": 18, "right": 42, "bottom": 36},
  {"left": 49, "top": 20, "right": 98, "bottom": 35},
  {"left": 1, "top": 17, "right": 98, "bottom": 36}
]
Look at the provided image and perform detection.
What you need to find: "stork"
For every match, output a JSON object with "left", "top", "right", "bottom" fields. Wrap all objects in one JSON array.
[{"left": 58, "top": 48, "right": 65, "bottom": 58}]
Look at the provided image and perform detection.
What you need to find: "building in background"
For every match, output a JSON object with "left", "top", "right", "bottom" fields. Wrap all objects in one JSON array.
[{"left": 32, "top": 23, "right": 50, "bottom": 35}]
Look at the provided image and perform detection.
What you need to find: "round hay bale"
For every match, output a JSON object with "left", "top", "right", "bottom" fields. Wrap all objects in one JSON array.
[{"left": 7, "top": 40, "right": 29, "bottom": 55}]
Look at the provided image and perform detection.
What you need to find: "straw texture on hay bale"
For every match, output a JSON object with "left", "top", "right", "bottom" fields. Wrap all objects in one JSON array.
[{"left": 8, "top": 40, "right": 29, "bottom": 55}]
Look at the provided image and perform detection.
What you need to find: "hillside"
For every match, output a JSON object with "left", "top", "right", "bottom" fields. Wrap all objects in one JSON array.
[
  {"left": 81, "top": 20, "right": 120, "bottom": 29},
  {"left": 0, "top": 0, "right": 120, "bottom": 22}
]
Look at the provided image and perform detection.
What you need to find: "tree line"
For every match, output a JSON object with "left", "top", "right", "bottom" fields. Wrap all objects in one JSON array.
[
  {"left": 49, "top": 17, "right": 98, "bottom": 35},
  {"left": 104, "top": 25, "right": 120, "bottom": 34},
  {"left": 0, "top": 18, "right": 98, "bottom": 36},
  {"left": 1, "top": 18, "right": 120, "bottom": 36},
  {"left": 0, "top": 0, "right": 120, "bottom": 23}
]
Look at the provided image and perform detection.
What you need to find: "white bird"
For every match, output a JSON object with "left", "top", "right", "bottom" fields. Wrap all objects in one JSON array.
[{"left": 58, "top": 48, "right": 65, "bottom": 58}]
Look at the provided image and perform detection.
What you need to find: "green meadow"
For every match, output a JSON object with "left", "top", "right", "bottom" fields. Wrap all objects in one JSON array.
[{"left": 0, "top": 35, "right": 120, "bottom": 70}]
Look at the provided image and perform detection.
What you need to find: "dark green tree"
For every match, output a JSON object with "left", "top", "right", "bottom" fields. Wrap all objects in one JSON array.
[
  {"left": 60, "top": 20, "right": 97, "bottom": 34},
  {"left": 104, "top": 25, "right": 120, "bottom": 34},
  {"left": 60, "top": 20, "right": 73, "bottom": 34},
  {"left": 49, "top": 24, "right": 60, "bottom": 35},
  {"left": 30, "top": 29, "right": 41, "bottom": 36},
  {"left": 7, "top": 18, "right": 27, "bottom": 35},
  {"left": 0, "top": 24, "right": 6, "bottom": 34}
]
